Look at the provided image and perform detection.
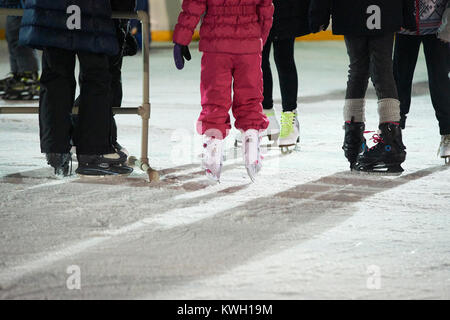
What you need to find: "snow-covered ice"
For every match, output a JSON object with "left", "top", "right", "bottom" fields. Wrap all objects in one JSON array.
[{"left": 0, "top": 41, "right": 449, "bottom": 299}]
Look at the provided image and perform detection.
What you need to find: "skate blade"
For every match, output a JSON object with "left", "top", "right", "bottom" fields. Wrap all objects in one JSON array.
[
  {"left": 353, "top": 164, "right": 404, "bottom": 176},
  {"left": 245, "top": 164, "right": 261, "bottom": 183}
]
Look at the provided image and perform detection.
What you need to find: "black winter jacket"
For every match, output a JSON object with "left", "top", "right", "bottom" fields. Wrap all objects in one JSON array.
[
  {"left": 309, "top": 0, "right": 416, "bottom": 36},
  {"left": 270, "top": 0, "right": 311, "bottom": 40}
]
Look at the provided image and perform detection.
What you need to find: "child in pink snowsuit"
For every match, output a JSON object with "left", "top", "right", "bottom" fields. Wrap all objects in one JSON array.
[{"left": 173, "top": 0, "right": 274, "bottom": 182}]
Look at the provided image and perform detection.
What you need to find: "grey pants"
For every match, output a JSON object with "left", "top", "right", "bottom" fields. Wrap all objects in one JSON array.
[
  {"left": 345, "top": 33, "right": 398, "bottom": 100},
  {"left": 6, "top": 16, "right": 39, "bottom": 73}
]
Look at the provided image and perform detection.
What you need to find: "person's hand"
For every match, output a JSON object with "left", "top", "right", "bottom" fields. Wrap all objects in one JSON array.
[{"left": 173, "top": 43, "right": 191, "bottom": 70}]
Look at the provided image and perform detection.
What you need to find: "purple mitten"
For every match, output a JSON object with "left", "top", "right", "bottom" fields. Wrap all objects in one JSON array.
[{"left": 173, "top": 43, "right": 191, "bottom": 70}]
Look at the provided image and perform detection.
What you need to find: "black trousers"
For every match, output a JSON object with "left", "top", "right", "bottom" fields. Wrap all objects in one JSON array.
[
  {"left": 75, "top": 53, "right": 123, "bottom": 145},
  {"left": 262, "top": 37, "right": 298, "bottom": 111},
  {"left": 393, "top": 34, "right": 450, "bottom": 135},
  {"left": 345, "top": 33, "right": 398, "bottom": 100},
  {"left": 39, "top": 48, "right": 114, "bottom": 155}
]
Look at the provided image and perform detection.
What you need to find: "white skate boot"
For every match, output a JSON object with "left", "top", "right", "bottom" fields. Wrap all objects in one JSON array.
[
  {"left": 202, "top": 137, "right": 224, "bottom": 182},
  {"left": 242, "top": 129, "right": 263, "bottom": 182},
  {"left": 235, "top": 108, "right": 280, "bottom": 147},
  {"left": 279, "top": 110, "right": 300, "bottom": 154},
  {"left": 439, "top": 134, "right": 450, "bottom": 164}
]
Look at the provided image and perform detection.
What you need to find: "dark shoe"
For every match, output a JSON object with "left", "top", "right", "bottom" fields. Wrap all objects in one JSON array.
[
  {"left": 46, "top": 153, "right": 72, "bottom": 177},
  {"left": 343, "top": 120, "right": 366, "bottom": 169},
  {"left": 354, "top": 122, "right": 407, "bottom": 174}
]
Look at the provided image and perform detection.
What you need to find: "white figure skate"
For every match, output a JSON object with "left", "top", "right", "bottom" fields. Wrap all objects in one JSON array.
[
  {"left": 235, "top": 108, "right": 280, "bottom": 147},
  {"left": 242, "top": 129, "right": 263, "bottom": 182},
  {"left": 439, "top": 134, "right": 450, "bottom": 164},
  {"left": 202, "top": 136, "right": 224, "bottom": 182}
]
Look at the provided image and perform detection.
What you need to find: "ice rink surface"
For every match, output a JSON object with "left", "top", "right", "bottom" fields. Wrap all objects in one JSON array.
[{"left": 0, "top": 41, "right": 449, "bottom": 299}]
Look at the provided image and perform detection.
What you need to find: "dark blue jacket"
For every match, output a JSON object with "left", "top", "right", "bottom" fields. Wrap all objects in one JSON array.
[
  {"left": 19, "top": 0, "right": 119, "bottom": 56},
  {"left": 0, "top": 0, "right": 23, "bottom": 8}
]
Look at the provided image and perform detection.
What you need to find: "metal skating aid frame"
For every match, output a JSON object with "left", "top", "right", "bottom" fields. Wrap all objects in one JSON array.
[{"left": 0, "top": 8, "right": 160, "bottom": 182}]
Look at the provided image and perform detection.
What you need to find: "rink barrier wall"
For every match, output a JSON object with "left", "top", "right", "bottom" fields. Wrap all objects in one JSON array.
[{"left": 0, "top": 7, "right": 160, "bottom": 183}]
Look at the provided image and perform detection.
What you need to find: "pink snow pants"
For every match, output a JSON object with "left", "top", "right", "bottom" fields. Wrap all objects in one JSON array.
[{"left": 197, "top": 52, "right": 269, "bottom": 139}]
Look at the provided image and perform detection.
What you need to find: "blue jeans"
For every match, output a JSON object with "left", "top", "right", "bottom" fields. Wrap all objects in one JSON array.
[{"left": 6, "top": 15, "right": 39, "bottom": 73}]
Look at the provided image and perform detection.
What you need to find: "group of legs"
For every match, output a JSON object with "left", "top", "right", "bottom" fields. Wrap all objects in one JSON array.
[
  {"left": 0, "top": 16, "right": 40, "bottom": 100},
  {"left": 201, "top": 33, "right": 450, "bottom": 182}
]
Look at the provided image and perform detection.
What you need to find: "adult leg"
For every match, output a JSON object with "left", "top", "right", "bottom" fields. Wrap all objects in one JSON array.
[
  {"left": 423, "top": 35, "right": 450, "bottom": 135},
  {"left": 369, "top": 33, "right": 400, "bottom": 123},
  {"left": 39, "top": 48, "right": 76, "bottom": 153},
  {"left": 109, "top": 54, "right": 124, "bottom": 145},
  {"left": 393, "top": 34, "right": 421, "bottom": 128},
  {"left": 232, "top": 53, "right": 269, "bottom": 133},
  {"left": 5, "top": 16, "right": 39, "bottom": 74},
  {"left": 344, "top": 35, "right": 370, "bottom": 122},
  {"left": 198, "top": 53, "right": 233, "bottom": 139},
  {"left": 262, "top": 39, "right": 273, "bottom": 110},
  {"left": 273, "top": 37, "right": 298, "bottom": 112},
  {"left": 76, "top": 52, "right": 114, "bottom": 155}
]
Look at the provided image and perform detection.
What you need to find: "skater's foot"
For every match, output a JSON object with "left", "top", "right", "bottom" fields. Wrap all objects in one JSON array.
[
  {"left": 202, "top": 136, "right": 224, "bottom": 182},
  {"left": 439, "top": 134, "right": 450, "bottom": 164},
  {"left": 235, "top": 108, "right": 280, "bottom": 146},
  {"left": 0, "top": 73, "right": 18, "bottom": 95},
  {"left": 354, "top": 122, "right": 406, "bottom": 174},
  {"left": 46, "top": 153, "right": 72, "bottom": 177},
  {"left": 77, "top": 151, "right": 127, "bottom": 166},
  {"left": 2, "top": 71, "right": 39, "bottom": 100},
  {"left": 279, "top": 110, "right": 300, "bottom": 153},
  {"left": 242, "top": 129, "right": 262, "bottom": 182},
  {"left": 342, "top": 120, "right": 366, "bottom": 169},
  {"left": 113, "top": 142, "right": 129, "bottom": 157},
  {"left": 76, "top": 152, "right": 132, "bottom": 176},
  {"left": 262, "top": 108, "right": 281, "bottom": 143}
]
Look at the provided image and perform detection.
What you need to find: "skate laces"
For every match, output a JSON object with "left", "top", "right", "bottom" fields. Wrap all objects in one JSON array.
[
  {"left": 364, "top": 131, "right": 384, "bottom": 150},
  {"left": 280, "top": 112, "right": 296, "bottom": 138}
]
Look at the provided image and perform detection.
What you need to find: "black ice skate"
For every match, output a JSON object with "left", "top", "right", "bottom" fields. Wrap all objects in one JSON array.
[
  {"left": 46, "top": 153, "right": 72, "bottom": 177},
  {"left": 2, "top": 72, "right": 40, "bottom": 101},
  {"left": 354, "top": 122, "right": 406, "bottom": 175},
  {"left": 342, "top": 120, "right": 366, "bottom": 169},
  {"left": 0, "top": 73, "right": 19, "bottom": 96},
  {"left": 76, "top": 152, "right": 132, "bottom": 177}
]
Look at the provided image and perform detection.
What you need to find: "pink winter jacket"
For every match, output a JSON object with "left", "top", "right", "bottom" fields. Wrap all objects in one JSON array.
[{"left": 173, "top": 0, "right": 274, "bottom": 54}]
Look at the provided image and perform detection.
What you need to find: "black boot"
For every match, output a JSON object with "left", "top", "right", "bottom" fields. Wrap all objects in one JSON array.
[
  {"left": 76, "top": 152, "right": 132, "bottom": 176},
  {"left": 46, "top": 153, "right": 72, "bottom": 177},
  {"left": 343, "top": 120, "right": 366, "bottom": 169},
  {"left": 354, "top": 122, "right": 407, "bottom": 174},
  {"left": 0, "top": 73, "right": 19, "bottom": 95}
]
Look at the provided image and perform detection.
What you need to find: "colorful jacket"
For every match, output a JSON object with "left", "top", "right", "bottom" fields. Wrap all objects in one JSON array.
[
  {"left": 173, "top": 0, "right": 274, "bottom": 54},
  {"left": 399, "top": 0, "right": 449, "bottom": 35}
]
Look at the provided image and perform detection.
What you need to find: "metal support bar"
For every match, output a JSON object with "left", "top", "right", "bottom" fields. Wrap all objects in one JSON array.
[{"left": 0, "top": 107, "right": 139, "bottom": 114}]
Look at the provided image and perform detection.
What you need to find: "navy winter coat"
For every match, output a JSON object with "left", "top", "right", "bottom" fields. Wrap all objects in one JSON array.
[
  {"left": 19, "top": 0, "right": 119, "bottom": 56},
  {"left": 309, "top": 0, "right": 416, "bottom": 36},
  {"left": 0, "top": 0, "right": 23, "bottom": 8}
]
